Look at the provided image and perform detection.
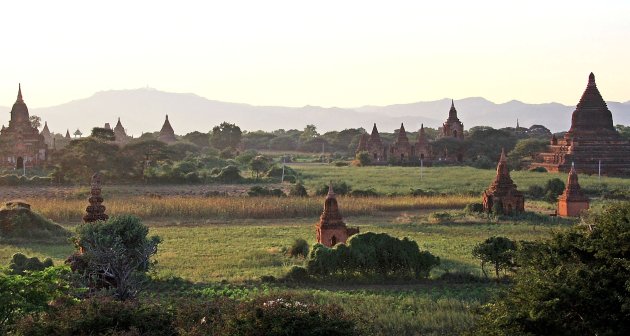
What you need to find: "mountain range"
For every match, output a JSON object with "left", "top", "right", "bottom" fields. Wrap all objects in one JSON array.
[{"left": 0, "top": 88, "right": 628, "bottom": 136}]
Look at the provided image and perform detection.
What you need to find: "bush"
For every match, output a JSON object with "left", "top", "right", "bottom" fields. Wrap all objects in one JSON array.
[
  {"left": 409, "top": 188, "right": 434, "bottom": 197},
  {"left": 69, "top": 215, "right": 161, "bottom": 300},
  {"left": 464, "top": 203, "right": 484, "bottom": 213},
  {"left": 349, "top": 188, "right": 379, "bottom": 197},
  {"left": 529, "top": 166, "right": 547, "bottom": 173},
  {"left": 284, "top": 266, "right": 310, "bottom": 282},
  {"left": 333, "top": 161, "right": 349, "bottom": 167},
  {"left": 216, "top": 165, "right": 242, "bottom": 183},
  {"left": 473, "top": 202, "right": 630, "bottom": 335},
  {"left": 354, "top": 151, "right": 371, "bottom": 166},
  {"left": 527, "top": 184, "right": 545, "bottom": 199},
  {"left": 8, "top": 253, "right": 53, "bottom": 275},
  {"left": 288, "top": 238, "right": 309, "bottom": 258},
  {"left": 316, "top": 181, "right": 352, "bottom": 196},
  {"left": 472, "top": 236, "right": 516, "bottom": 279},
  {"left": 307, "top": 232, "right": 440, "bottom": 279},
  {"left": 429, "top": 212, "right": 453, "bottom": 223},
  {"left": 289, "top": 182, "right": 308, "bottom": 197},
  {"left": 247, "top": 186, "right": 286, "bottom": 197},
  {"left": 544, "top": 177, "right": 565, "bottom": 202}
]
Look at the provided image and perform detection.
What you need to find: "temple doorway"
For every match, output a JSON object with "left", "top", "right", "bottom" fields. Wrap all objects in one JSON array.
[
  {"left": 16, "top": 157, "right": 24, "bottom": 170},
  {"left": 331, "top": 236, "right": 337, "bottom": 246},
  {"left": 453, "top": 130, "right": 458, "bottom": 137}
]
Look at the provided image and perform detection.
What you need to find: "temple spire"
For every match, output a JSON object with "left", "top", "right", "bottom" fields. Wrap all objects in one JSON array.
[
  {"left": 16, "top": 83, "right": 23, "bottom": 103},
  {"left": 588, "top": 72, "right": 595, "bottom": 86},
  {"left": 500, "top": 148, "right": 506, "bottom": 162},
  {"left": 327, "top": 181, "right": 335, "bottom": 198}
]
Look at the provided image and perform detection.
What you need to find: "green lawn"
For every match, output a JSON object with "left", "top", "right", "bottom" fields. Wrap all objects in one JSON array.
[{"left": 290, "top": 164, "right": 630, "bottom": 195}]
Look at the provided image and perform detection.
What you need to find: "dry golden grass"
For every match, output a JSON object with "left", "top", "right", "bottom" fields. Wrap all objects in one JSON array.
[{"left": 26, "top": 195, "right": 478, "bottom": 223}]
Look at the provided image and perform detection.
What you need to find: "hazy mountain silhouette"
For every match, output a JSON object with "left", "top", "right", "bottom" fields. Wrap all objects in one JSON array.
[{"left": 0, "top": 88, "right": 628, "bottom": 136}]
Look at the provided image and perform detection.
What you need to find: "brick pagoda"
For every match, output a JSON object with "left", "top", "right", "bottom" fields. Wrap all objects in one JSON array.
[
  {"left": 441, "top": 100, "right": 464, "bottom": 139},
  {"left": 366, "top": 123, "right": 386, "bottom": 162},
  {"left": 316, "top": 183, "right": 359, "bottom": 247},
  {"left": 390, "top": 123, "right": 413, "bottom": 162},
  {"left": 415, "top": 124, "right": 432, "bottom": 160},
  {"left": 482, "top": 149, "right": 524, "bottom": 215},
  {"left": 557, "top": 163, "right": 589, "bottom": 217},
  {"left": 83, "top": 173, "right": 109, "bottom": 223},
  {"left": 0, "top": 84, "right": 47, "bottom": 169},
  {"left": 158, "top": 115, "right": 177, "bottom": 143},
  {"left": 532, "top": 73, "right": 630, "bottom": 176}
]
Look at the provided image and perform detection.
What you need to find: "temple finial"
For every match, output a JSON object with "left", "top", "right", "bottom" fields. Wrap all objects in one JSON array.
[
  {"left": 451, "top": 99, "right": 454, "bottom": 108},
  {"left": 327, "top": 181, "right": 335, "bottom": 197},
  {"left": 166, "top": 114, "right": 169, "bottom": 120},
  {"left": 17, "top": 83, "right": 23, "bottom": 102},
  {"left": 588, "top": 72, "right": 595, "bottom": 85},
  {"left": 500, "top": 148, "right": 506, "bottom": 162}
]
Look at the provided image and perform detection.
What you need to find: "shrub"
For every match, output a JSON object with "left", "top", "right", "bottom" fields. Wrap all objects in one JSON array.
[
  {"left": 70, "top": 215, "right": 161, "bottom": 300},
  {"left": 409, "top": 188, "right": 434, "bottom": 197},
  {"left": 349, "top": 188, "right": 379, "bottom": 197},
  {"left": 464, "top": 203, "right": 484, "bottom": 213},
  {"left": 307, "top": 232, "right": 440, "bottom": 279},
  {"left": 215, "top": 165, "right": 242, "bottom": 183},
  {"left": 284, "top": 266, "right": 310, "bottom": 282},
  {"left": 544, "top": 177, "right": 565, "bottom": 202},
  {"left": 529, "top": 166, "right": 547, "bottom": 173},
  {"left": 429, "top": 211, "right": 453, "bottom": 223},
  {"left": 289, "top": 182, "right": 308, "bottom": 197},
  {"left": 527, "top": 184, "right": 545, "bottom": 199},
  {"left": 333, "top": 161, "right": 349, "bottom": 167},
  {"left": 288, "top": 238, "right": 309, "bottom": 258},
  {"left": 354, "top": 151, "right": 371, "bottom": 166},
  {"left": 472, "top": 236, "right": 517, "bottom": 279},
  {"left": 474, "top": 202, "right": 630, "bottom": 335},
  {"left": 247, "top": 186, "right": 286, "bottom": 197},
  {"left": 8, "top": 253, "right": 53, "bottom": 275},
  {"left": 316, "top": 181, "right": 352, "bottom": 196}
]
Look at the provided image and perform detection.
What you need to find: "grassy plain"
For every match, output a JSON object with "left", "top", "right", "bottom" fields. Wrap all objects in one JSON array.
[{"left": 291, "top": 164, "right": 630, "bottom": 195}]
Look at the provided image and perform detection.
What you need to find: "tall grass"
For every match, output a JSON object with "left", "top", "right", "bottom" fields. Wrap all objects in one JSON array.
[{"left": 26, "top": 195, "right": 477, "bottom": 223}]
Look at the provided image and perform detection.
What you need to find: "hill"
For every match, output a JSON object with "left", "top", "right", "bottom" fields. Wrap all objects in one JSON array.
[{"left": 0, "top": 89, "right": 628, "bottom": 135}]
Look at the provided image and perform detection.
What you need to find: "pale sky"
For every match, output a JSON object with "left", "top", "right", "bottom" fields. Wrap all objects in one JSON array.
[{"left": 1, "top": 0, "right": 629, "bottom": 108}]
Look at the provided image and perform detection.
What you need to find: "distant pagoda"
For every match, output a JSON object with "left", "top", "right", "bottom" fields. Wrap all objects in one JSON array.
[
  {"left": 83, "top": 173, "right": 109, "bottom": 223},
  {"left": 113, "top": 117, "right": 130, "bottom": 144},
  {"left": 441, "top": 100, "right": 464, "bottom": 139},
  {"left": 366, "top": 123, "right": 385, "bottom": 161},
  {"left": 316, "top": 183, "right": 359, "bottom": 247},
  {"left": 482, "top": 149, "right": 524, "bottom": 215},
  {"left": 532, "top": 73, "right": 630, "bottom": 176},
  {"left": 415, "top": 124, "right": 432, "bottom": 160},
  {"left": 557, "top": 163, "right": 589, "bottom": 217},
  {"left": 390, "top": 123, "right": 412, "bottom": 162},
  {"left": 157, "top": 115, "right": 177, "bottom": 144}
]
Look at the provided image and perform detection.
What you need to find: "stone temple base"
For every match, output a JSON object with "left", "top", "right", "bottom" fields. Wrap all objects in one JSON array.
[{"left": 558, "top": 199, "right": 589, "bottom": 217}]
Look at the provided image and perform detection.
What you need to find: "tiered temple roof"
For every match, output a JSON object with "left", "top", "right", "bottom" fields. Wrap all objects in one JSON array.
[
  {"left": 158, "top": 115, "right": 177, "bottom": 143},
  {"left": 557, "top": 163, "right": 589, "bottom": 217},
  {"left": 316, "top": 183, "right": 359, "bottom": 247},
  {"left": 441, "top": 100, "right": 464, "bottom": 139},
  {"left": 83, "top": 173, "right": 109, "bottom": 223},
  {"left": 532, "top": 73, "right": 630, "bottom": 175},
  {"left": 482, "top": 149, "right": 524, "bottom": 214}
]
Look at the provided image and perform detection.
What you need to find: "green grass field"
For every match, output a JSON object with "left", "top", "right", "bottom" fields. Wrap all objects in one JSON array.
[
  {"left": 0, "top": 209, "right": 574, "bottom": 335},
  {"left": 291, "top": 164, "right": 630, "bottom": 195}
]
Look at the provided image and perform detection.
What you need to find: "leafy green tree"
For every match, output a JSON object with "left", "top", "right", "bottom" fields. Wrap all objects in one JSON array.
[
  {"left": 508, "top": 138, "right": 548, "bottom": 169},
  {"left": 354, "top": 151, "right": 371, "bottom": 166},
  {"left": 269, "top": 135, "right": 298, "bottom": 151},
  {"left": 299, "top": 124, "right": 319, "bottom": 142},
  {"left": 90, "top": 127, "right": 116, "bottom": 141},
  {"left": 472, "top": 236, "right": 517, "bottom": 279},
  {"left": 241, "top": 130, "right": 276, "bottom": 150},
  {"left": 70, "top": 215, "right": 160, "bottom": 300},
  {"left": 182, "top": 131, "right": 210, "bottom": 148},
  {"left": 29, "top": 115, "right": 41, "bottom": 129},
  {"left": 474, "top": 202, "right": 630, "bottom": 336},
  {"left": 249, "top": 155, "right": 271, "bottom": 179},
  {"left": 616, "top": 124, "right": 630, "bottom": 140},
  {"left": 51, "top": 138, "right": 124, "bottom": 182},
  {"left": 210, "top": 122, "right": 242, "bottom": 150},
  {"left": 544, "top": 177, "right": 565, "bottom": 202}
]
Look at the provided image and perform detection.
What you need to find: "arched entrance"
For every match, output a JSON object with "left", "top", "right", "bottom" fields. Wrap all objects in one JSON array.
[
  {"left": 330, "top": 236, "right": 337, "bottom": 246},
  {"left": 16, "top": 157, "right": 24, "bottom": 170},
  {"left": 453, "top": 130, "right": 458, "bottom": 138}
]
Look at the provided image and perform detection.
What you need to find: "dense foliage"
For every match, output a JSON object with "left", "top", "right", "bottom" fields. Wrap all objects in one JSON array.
[
  {"left": 307, "top": 232, "right": 440, "bottom": 278},
  {"left": 472, "top": 236, "right": 516, "bottom": 279},
  {"left": 474, "top": 202, "right": 630, "bottom": 335},
  {"left": 70, "top": 215, "right": 161, "bottom": 300}
]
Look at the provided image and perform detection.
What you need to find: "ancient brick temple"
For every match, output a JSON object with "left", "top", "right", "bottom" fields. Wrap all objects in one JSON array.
[
  {"left": 113, "top": 117, "right": 130, "bottom": 144},
  {"left": 415, "top": 124, "right": 432, "bottom": 160},
  {"left": 83, "top": 173, "right": 109, "bottom": 223},
  {"left": 440, "top": 100, "right": 464, "bottom": 139},
  {"left": 158, "top": 114, "right": 177, "bottom": 143},
  {"left": 356, "top": 133, "right": 369, "bottom": 153},
  {"left": 532, "top": 73, "right": 630, "bottom": 176},
  {"left": 482, "top": 149, "right": 525, "bottom": 215},
  {"left": 365, "top": 123, "right": 386, "bottom": 162},
  {"left": 316, "top": 183, "right": 359, "bottom": 247},
  {"left": 40, "top": 121, "right": 54, "bottom": 149},
  {"left": 0, "top": 85, "right": 47, "bottom": 169},
  {"left": 390, "top": 123, "right": 413, "bottom": 162},
  {"left": 557, "top": 163, "right": 589, "bottom": 217}
]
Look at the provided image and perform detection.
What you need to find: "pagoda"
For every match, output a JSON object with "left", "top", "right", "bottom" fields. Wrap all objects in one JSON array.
[
  {"left": 441, "top": 100, "right": 464, "bottom": 139},
  {"left": 415, "top": 124, "right": 432, "bottom": 160},
  {"left": 316, "top": 183, "right": 359, "bottom": 247},
  {"left": 40, "top": 121, "right": 54, "bottom": 148},
  {"left": 355, "top": 133, "right": 368, "bottom": 153},
  {"left": 366, "top": 123, "right": 386, "bottom": 162},
  {"left": 113, "top": 118, "right": 130, "bottom": 144},
  {"left": 83, "top": 173, "right": 109, "bottom": 223},
  {"left": 482, "top": 149, "right": 525, "bottom": 215},
  {"left": 0, "top": 84, "right": 47, "bottom": 169},
  {"left": 390, "top": 123, "right": 413, "bottom": 162},
  {"left": 157, "top": 115, "right": 177, "bottom": 143},
  {"left": 557, "top": 163, "right": 589, "bottom": 217},
  {"left": 532, "top": 73, "right": 630, "bottom": 176}
]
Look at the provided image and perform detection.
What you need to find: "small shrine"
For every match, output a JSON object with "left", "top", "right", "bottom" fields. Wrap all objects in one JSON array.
[
  {"left": 557, "top": 163, "right": 589, "bottom": 217},
  {"left": 482, "top": 149, "right": 525, "bottom": 215},
  {"left": 157, "top": 115, "right": 177, "bottom": 143},
  {"left": 390, "top": 123, "right": 413, "bottom": 162},
  {"left": 316, "top": 183, "right": 359, "bottom": 247},
  {"left": 83, "top": 173, "right": 109, "bottom": 223}
]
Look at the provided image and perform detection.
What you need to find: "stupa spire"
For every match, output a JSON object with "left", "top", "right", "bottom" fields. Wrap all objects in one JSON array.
[{"left": 17, "top": 83, "right": 23, "bottom": 102}]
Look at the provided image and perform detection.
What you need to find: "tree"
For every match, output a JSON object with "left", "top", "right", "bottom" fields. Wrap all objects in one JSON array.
[
  {"left": 182, "top": 131, "right": 210, "bottom": 148},
  {"left": 299, "top": 124, "right": 319, "bottom": 142},
  {"left": 249, "top": 155, "right": 271, "bottom": 179},
  {"left": 29, "top": 115, "right": 41, "bottom": 129},
  {"left": 474, "top": 202, "right": 630, "bottom": 336},
  {"left": 616, "top": 124, "right": 630, "bottom": 140},
  {"left": 354, "top": 151, "right": 371, "bottom": 166},
  {"left": 90, "top": 127, "right": 116, "bottom": 141},
  {"left": 269, "top": 135, "right": 297, "bottom": 151},
  {"left": 472, "top": 236, "right": 517, "bottom": 279},
  {"left": 508, "top": 138, "right": 548, "bottom": 169},
  {"left": 70, "top": 215, "right": 161, "bottom": 300},
  {"left": 210, "top": 122, "right": 242, "bottom": 150},
  {"left": 544, "top": 177, "right": 565, "bottom": 202}
]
